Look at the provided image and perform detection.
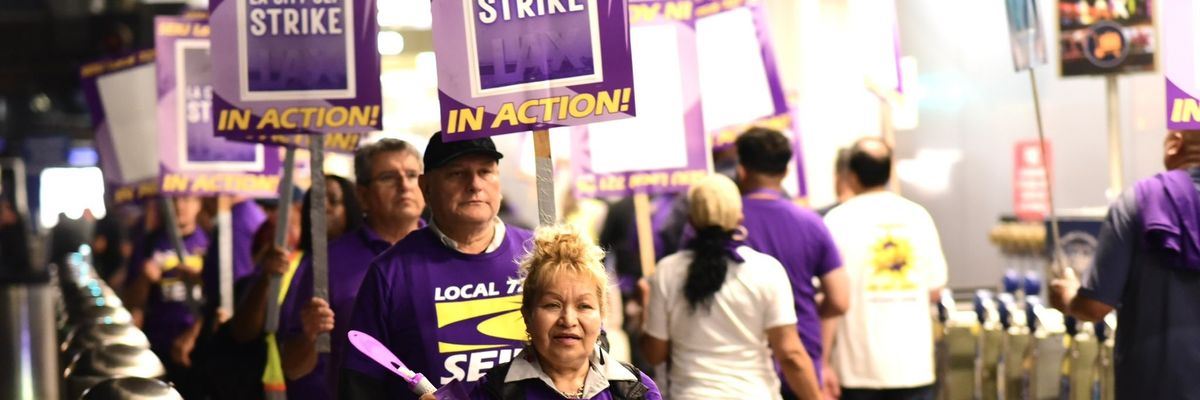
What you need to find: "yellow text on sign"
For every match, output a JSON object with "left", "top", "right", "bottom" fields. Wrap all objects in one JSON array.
[
  {"left": 161, "top": 173, "right": 280, "bottom": 194},
  {"left": 216, "top": 105, "right": 381, "bottom": 132},
  {"left": 446, "top": 88, "right": 632, "bottom": 134},
  {"left": 629, "top": 1, "right": 693, "bottom": 24},
  {"left": 1171, "top": 98, "right": 1200, "bottom": 124}
]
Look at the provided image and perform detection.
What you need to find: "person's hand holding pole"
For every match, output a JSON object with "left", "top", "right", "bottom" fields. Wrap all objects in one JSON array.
[{"left": 1049, "top": 266, "right": 1080, "bottom": 312}]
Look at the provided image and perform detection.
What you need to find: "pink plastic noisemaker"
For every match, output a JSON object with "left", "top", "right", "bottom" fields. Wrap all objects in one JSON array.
[{"left": 348, "top": 330, "right": 437, "bottom": 395}]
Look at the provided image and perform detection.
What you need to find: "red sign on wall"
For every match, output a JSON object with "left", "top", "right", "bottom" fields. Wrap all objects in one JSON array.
[{"left": 1014, "top": 140, "right": 1052, "bottom": 221}]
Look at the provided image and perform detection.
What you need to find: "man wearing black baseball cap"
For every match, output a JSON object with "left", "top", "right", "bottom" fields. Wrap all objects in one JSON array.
[{"left": 341, "top": 133, "right": 534, "bottom": 400}]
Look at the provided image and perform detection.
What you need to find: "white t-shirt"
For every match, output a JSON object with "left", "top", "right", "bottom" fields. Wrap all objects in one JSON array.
[
  {"left": 645, "top": 246, "right": 798, "bottom": 400},
  {"left": 824, "top": 191, "right": 948, "bottom": 389}
]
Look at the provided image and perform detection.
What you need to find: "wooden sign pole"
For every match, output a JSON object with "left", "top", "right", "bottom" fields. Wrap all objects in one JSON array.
[
  {"left": 309, "top": 138, "right": 330, "bottom": 353},
  {"left": 217, "top": 196, "right": 234, "bottom": 318},
  {"left": 533, "top": 129, "right": 557, "bottom": 226},
  {"left": 632, "top": 193, "right": 656, "bottom": 278},
  {"left": 1027, "top": 70, "right": 1065, "bottom": 276},
  {"left": 1105, "top": 75, "right": 1123, "bottom": 196},
  {"left": 265, "top": 146, "right": 297, "bottom": 335}
]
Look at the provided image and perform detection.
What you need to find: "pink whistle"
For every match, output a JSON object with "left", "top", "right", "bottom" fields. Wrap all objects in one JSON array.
[{"left": 348, "top": 330, "right": 437, "bottom": 395}]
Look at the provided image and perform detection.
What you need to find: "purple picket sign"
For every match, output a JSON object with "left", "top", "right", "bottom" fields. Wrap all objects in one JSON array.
[
  {"left": 1164, "top": 0, "right": 1200, "bottom": 130},
  {"left": 156, "top": 16, "right": 282, "bottom": 198},
  {"left": 570, "top": 0, "right": 709, "bottom": 198},
  {"left": 80, "top": 50, "right": 163, "bottom": 204},
  {"left": 209, "top": 0, "right": 381, "bottom": 139},
  {"left": 692, "top": 0, "right": 788, "bottom": 150},
  {"left": 433, "top": 0, "right": 636, "bottom": 141}
]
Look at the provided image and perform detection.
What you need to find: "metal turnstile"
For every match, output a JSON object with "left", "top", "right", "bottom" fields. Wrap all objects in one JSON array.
[{"left": 938, "top": 292, "right": 979, "bottom": 400}]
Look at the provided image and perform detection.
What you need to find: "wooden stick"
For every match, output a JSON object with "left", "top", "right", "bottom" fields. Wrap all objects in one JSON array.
[
  {"left": 533, "top": 129, "right": 557, "bottom": 226},
  {"left": 1105, "top": 75, "right": 1123, "bottom": 196},
  {"left": 633, "top": 193, "right": 655, "bottom": 277},
  {"left": 309, "top": 138, "right": 330, "bottom": 353},
  {"left": 217, "top": 196, "right": 233, "bottom": 317},
  {"left": 867, "top": 79, "right": 901, "bottom": 195},
  {"left": 1027, "top": 69, "right": 1065, "bottom": 277},
  {"left": 265, "top": 146, "right": 297, "bottom": 335},
  {"left": 883, "top": 101, "right": 901, "bottom": 195}
]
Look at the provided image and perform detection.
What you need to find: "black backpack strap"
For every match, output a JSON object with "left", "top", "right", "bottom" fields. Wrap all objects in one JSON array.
[
  {"left": 609, "top": 362, "right": 650, "bottom": 400},
  {"left": 481, "top": 362, "right": 526, "bottom": 400}
]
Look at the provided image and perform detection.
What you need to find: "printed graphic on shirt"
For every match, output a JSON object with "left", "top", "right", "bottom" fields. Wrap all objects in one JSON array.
[
  {"left": 154, "top": 250, "right": 205, "bottom": 302},
  {"left": 866, "top": 230, "right": 917, "bottom": 292},
  {"left": 434, "top": 276, "right": 526, "bottom": 385}
]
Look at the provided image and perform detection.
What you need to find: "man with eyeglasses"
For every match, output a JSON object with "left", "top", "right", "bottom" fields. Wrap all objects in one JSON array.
[
  {"left": 341, "top": 133, "right": 534, "bottom": 399},
  {"left": 277, "top": 138, "right": 428, "bottom": 399}
]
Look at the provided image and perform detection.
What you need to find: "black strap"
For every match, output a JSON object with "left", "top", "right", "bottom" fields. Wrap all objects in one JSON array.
[
  {"left": 610, "top": 362, "right": 650, "bottom": 400},
  {"left": 338, "top": 367, "right": 390, "bottom": 400},
  {"left": 481, "top": 362, "right": 523, "bottom": 399}
]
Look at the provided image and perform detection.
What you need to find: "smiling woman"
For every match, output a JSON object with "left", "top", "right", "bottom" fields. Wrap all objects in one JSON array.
[{"left": 426, "top": 225, "right": 662, "bottom": 400}]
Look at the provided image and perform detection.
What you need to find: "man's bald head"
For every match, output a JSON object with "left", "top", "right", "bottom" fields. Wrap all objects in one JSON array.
[
  {"left": 1164, "top": 130, "right": 1200, "bottom": 171},
  {"left": 848, "top": 137, "right": 892, "bottom": 191}
]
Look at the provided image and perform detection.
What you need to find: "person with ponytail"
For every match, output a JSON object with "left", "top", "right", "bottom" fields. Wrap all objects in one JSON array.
[
  {"left": 425, "top": 225, "right": 661, "bottom": 400},
  {"left": 641, "top": 174, "right": 821, "bottom": 400}
]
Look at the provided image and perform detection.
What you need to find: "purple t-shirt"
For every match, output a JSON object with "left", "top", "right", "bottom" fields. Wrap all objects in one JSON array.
[
  {"left": 1079, "top": 172, "right": 1200, "bottom": 398},
  {"left": 344, "top": 226, "right": 534, "bottom": 400},
  {"left": 438, "top": 370, "right": 663, "bottom": 400},
  {"left": 740, "top": 190, "right": 841, "bottom": 385},
  {"left": 130, "top": 229, "right": 210, "bottom": 357},
  {"left": 278, "top": 225, "right": 393, "bottom": 400}
]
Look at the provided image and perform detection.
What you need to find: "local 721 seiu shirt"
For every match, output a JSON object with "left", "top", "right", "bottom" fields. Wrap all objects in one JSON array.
[{"left": 343, "top": 222, "right": 533, "bottom": 400}]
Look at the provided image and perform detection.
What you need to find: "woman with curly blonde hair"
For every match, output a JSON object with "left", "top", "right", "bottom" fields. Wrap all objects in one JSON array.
[{"left": 429, "top": 225, "right": 662, "bottom": 400}]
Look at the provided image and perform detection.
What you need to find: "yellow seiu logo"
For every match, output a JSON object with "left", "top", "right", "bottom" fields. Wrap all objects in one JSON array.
[
  {"left": 434, "top": 293, "right": 526, "bottom": 353},
  {"left": 155, "top": 251, "right": 204, "bottom": 302},
  {"left": 435, "top": 293, "right": 527, "bottom": 384},
  {"left": 160, "top": 253, "right": 203, "bottom": 272},
  {"left": 1171, "top": 98, "right": 1200, "bottom": 124}
]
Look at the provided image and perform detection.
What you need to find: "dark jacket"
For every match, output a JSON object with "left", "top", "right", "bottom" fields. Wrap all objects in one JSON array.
[{"left": 481, "top": 361, "right": 650, "bottom": 400}]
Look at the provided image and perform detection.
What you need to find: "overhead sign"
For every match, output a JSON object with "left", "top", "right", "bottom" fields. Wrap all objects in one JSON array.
[
  {"left": 1058, "top": 0, "right": 1154, "bottom": 76},
  {"left": 693, "top": 0, "right": 788, "bottom": 149},
  {"left": 156, "top": 15, "right": 282, "bottom": 197},
  {"left": 571, "top": 0, "right": 710, "bottom": 198},
  {"left": 209, "top": 0, "right": 382, "bottom": 137},
  {"left": 1164, "top": 0, "right": 1200, "bottom": 130},
  {"left": 432, "top": 0, "right": 636, "bottom": 141}
]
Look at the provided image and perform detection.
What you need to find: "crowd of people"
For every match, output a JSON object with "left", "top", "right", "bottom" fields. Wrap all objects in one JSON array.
[{"left": 69, "top": 128, "right": 953, "bottom": 400}]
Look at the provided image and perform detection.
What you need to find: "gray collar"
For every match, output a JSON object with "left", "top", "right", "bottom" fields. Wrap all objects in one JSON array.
[
  {"left": 428, "top": 217, "right": 506, "bottom": 254},
  {"left": 504, "top": 347, "right": 636, "bottom": 398}
]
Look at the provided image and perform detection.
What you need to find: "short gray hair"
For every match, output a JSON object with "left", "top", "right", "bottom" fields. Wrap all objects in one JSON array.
[{"left": 354, "top": 138, "right": 421, "bottom": 185}]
